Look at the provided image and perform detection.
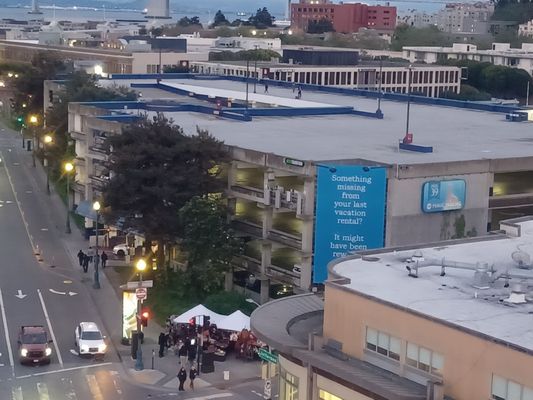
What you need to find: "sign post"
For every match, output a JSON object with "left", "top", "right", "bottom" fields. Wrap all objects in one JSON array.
[
  {"left": 135, "top": 287, "right": 147, "bottom": 301},
  {"left": 258, "top": 348, "right": 278, "bottom": 363}
]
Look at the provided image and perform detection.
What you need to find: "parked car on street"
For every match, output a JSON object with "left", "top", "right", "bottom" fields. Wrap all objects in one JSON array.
[{"left": 112, "top": 243, "right": 129, "bottom": 257}]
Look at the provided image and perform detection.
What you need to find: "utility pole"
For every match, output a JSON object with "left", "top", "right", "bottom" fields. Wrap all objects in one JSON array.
[
  {"left": 405, "top": 65, "right": 413, "bottom": 139},
  {"left": 377, "top": 57, "right": 383, "bottom": 114},
  {"left": 246, "top": 60, "right": 250, "bottom": 109},
  {"left": 527, "top": 81, "right": 530, "bottom": 107}
]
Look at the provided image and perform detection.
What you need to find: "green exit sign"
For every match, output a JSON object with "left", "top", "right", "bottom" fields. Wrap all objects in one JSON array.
[
  {"left": 258, "top": 348, "right": 278, "bottom": 363},
  {"left": 284, "top": 158, "right": 305, "bottom": 167}
]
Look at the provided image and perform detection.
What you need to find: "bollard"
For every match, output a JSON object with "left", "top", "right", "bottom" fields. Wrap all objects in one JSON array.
[
  {"left": 224, "top": 370, "right": 230, "bottom": 381},
  {"left": 152, "top": 349, "right": 155, "bottom": 369}
]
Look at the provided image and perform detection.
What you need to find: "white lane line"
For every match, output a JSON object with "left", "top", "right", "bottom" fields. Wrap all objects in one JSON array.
[
  {"left": 1, "top": 150, "right": 37, "bottom": 254},
  {"left": 11, "top": 386, "right": 22, "bottom": 400},
  {"left": 110, "top": 370, "right": 123, "bottom": 395},
  {"left": 63, "top": 377, "right": 78, "bottom": 400},
  {"left": 86, "top": 374, "right": 104, "bottom": 400},
  {"left": 16, "top": 362, "right": 113, "bottom": 378},
  {"left": 187, "top": 394, "right": 234, "bottom": 400},
  {"left": 0, "top": 289, "right": 14, "bottom": 371},
  {"left": 37, "top": 289, "right": 63, "bottom": 368},
  {"left": 37, "top": 382, "right": 50, "bottom": 400}
]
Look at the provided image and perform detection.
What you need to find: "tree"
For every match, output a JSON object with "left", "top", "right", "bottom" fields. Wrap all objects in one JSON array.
[
  {"left": 440, "top": 84, "right": 491, "bottom": 101},
  {"left": 391, "top": 24, "right": 451, "bottom": 51},
  {"left": 179, "top": 196, "right": 243, "bottom": 296},
  {"left": 211, "top": 10, "right": 229, "bottom": 27},
  {"left": 249, "top": 7, "right": 274, "bottom": 28},
  {"left": 177, "top": 16, "right": 201, "bottom": 27},
  {"left": 307, "top": 18, "right": 334, "bottom": 34},
  {"left": 492, "top": 0, "right": 533, "bottom": 23},
  {"left": 102, "top": 117, "right": 229, "bottom": 283},
  {"left": 209, "top": 49, "right": 281, "bottom": 61}
]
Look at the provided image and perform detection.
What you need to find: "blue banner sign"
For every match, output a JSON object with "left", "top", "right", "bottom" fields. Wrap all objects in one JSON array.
[
  {"left": 422, "top": 179, "right": 466, "bottom": 213},
  {"left": 313, "top": 165, "right": 387, "bottom": 283}
]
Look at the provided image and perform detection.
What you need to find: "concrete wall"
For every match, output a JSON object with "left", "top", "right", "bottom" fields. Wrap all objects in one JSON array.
[
  {"left": 131, "top": 51, "right": 208, "bottom": 73},
  {"left": 385, "top": 162, "right": 491, "bottom": 246},
  {"left": 323, "top": 283, "right": 533, "bottom": 400}
]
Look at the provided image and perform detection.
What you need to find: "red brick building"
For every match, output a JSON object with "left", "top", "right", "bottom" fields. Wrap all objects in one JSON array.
[{"left": 290, "top": 0, "right": 397, "bottom": 33}]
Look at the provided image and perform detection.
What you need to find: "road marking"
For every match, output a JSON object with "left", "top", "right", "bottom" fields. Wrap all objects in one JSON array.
[
  {"left": 110, "top": 371, "right": 123, "bottom": 395},
  {"left": 0, "top": 289, "right": 14, "bottom": 371},
  {"left": 40, "top": 228, "right": 48, "bottom": 231},
  {"left": 63, "top": 377, "right": 78, "bottom": 400},
  {"left": 16, "top": 362, "right": 113, "bottom": 378},
  {"left": 49, "top": 289, "right": 65, "bottom": 295},
  {"left": 37, "top": 289, "right": 63, "bottom": 368},
  {"left": 86, "top": 374, "right": 104, "bottom": 400},
  {"left": 37, "top": 382, "right": 50, "bottom": 400},
  {"left": 187, "top": 394, "right": 234, "bottom": 400},
  {"left": 14, "top": 290, "right": 27, "bottom": 299},
  {"left": 11, "top": 386, "right": 22, "bottom": 400},
  {"left": 1, "top": 150, "right": 38, "bottom": 256},
  {"left": 63, "top": 280, "right": 73, "bottom": 284}
]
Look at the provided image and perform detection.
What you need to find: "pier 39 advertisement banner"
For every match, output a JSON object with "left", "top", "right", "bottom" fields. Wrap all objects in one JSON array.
[{"left": 313, "top": 165, "right": 387, "bottom": 283}]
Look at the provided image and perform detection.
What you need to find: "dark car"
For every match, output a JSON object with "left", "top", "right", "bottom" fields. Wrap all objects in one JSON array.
[{"left": 18, "top": 326, "right": 53, "bottom": 365}]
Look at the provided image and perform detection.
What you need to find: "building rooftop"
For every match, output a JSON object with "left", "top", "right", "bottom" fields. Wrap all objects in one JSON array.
[
  {"left": 98, "top": 76, "right": 530, "bottom": 165},
  {"left": 329, "top": 217, "right": 533, "bottom": 354}
]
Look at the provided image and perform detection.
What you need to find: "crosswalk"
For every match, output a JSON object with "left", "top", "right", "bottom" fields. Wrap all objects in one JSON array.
[{"left": 6, "top": 371, "right": 124, "bottom": 400}]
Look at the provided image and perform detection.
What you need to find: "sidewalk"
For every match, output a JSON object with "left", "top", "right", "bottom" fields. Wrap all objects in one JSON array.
[{"left": 25, "top": 142, "right": 263, "bottom": 396}]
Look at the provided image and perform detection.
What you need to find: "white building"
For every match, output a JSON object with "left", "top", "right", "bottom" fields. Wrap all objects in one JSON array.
[
  {"left": 404, "top": 42, "right": 533, "bottom": 77},
  {"left": 214, "top": 37, "right": 282, "bottom": 52},
  {"left": 191, "top": 61, "right": 461, "bottom": 97},
  {"left": 519, "top": 19, "right": 533, "bottom": 37},
  {"left": 398, "top": 10, "right": 437, "bottom": 28},
  {"left": 435, "top": 2, "right": 494, "bottom": 33}
]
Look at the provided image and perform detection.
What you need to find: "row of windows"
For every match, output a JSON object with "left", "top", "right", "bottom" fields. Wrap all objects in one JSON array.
[
  {"left": 365, "top": 327, "right": 444, "bottom": 376},
  {"left": 296, "top": 7, "right": 334, "bottom": 12},
  {"left": 492, "top": 375, "right": 533, "bottom": 400}
]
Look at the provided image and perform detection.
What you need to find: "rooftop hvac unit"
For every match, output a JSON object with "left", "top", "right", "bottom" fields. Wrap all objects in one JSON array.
[{"left": 511, "top": 250, "right": 531, "bottom": 269}]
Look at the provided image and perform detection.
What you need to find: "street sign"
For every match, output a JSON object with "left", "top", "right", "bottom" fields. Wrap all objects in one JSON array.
[
  {"left": 258, "top": 348, "right": 278, "bottom": 364},
  {"left": 264, "top": 379, "right": 271, "bottom": 399},
  {"left": 135, "top": 287, "right": 147, "bottom": 300},
  {"left": 125, "top": 280, "right": 153, "bottom": 289}
]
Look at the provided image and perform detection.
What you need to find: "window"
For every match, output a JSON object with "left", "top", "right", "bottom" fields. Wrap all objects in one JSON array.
[
  {"left": 280, "top": 368, "right": 299, "bottom": 400},
  {"left": 319, "top": 390, "right": 343, "bottom": 400},
  {"left": 406, "top": 342, "right": 443, "bottom": 375},
  {"left": 492, "top": 375, "right": 533, "bottom": 400},
  {"left": 366, "top": 328, "right": 400, "bottom": 361}
]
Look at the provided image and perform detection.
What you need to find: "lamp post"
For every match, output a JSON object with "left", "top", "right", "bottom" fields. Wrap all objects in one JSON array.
[
  {"left": 43, "top": 134, "right": 52, "bottom": 195},
  {"left": 253, "top": 44, "right": 259, "bottom": 94},
  {"left": 135, "top": 258, "right": 147, "bottom": 371},
  {"left": 92, "top": 201, "right": 101, "bottom": 289},
  {"left": 405, "top": 65, "right": 413, "bottom": 139},
  {"left": 64, "top": 162, "right": 74, "bottom": 234},
  {"left": 29, "top": 114, "right": 38, "bottom": 167}
]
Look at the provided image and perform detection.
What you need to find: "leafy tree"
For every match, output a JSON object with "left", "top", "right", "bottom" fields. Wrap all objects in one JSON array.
[
  {"left": 249, "top": 7, "right": 274, "bottom": 28},
  {"left": 492, "top": 0, "right": 533, "bottom": 23},
  {"left": 163, "top": 64, "right": 190, "bottom": 73},
  {"left": 307, "top": 18, "right": 334, "bottom": 34},
  {"left": 391, "top": 24, "right": 451, "bottom": 51},
  {"left": 102, "top": 117, "right": 229, "bottom": 284},
  {"left": 150, "top": 27, "right": 163, "bottom": 37},
  {"left": 211, "top": 10, "right": 229, "bottom": 27},
  {"left": 177, "top": 16, "right": 201, "bottom": 27},
  {"left": 440, "top": 84, "right": 491, "bottom": 101},
  {"left": 179, "top": 197, "right": 243, "bottom": 296},
  {"left": 209, "top": 49, "right": 281, "bottom": 61}
]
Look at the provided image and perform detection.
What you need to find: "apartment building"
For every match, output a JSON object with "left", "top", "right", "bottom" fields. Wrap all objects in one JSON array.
[
  {"left": 403, "top": 42, "right": 533, "bottom": 77},
  {"left": 251, "top": 216, "right": 533, "bottom": 400},
  {"left": 191, "top": 61, "right": 462, "bottom": 97},
  {"left": 519, "top": 19, "right": 533, "bottom": 38},
  {"left": 290, "top": 0, "right": 396, "bottom": 33},
  {"left": 435, "top": 2, "right": 494, "bottom": 33}
]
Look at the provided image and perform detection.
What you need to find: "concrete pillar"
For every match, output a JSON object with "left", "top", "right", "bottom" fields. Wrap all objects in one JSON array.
[
  {"left": 261, "top": 241, "right": 272, "bottom": 276},
  {"left": 260, "top": 277, "right": 270, "bottom": 305},
  {"left": 224, "top": 271, "right": 233, "bottom": 291},
  {"left": 299, "top": 177, "right": 316, "bottom": 290}
]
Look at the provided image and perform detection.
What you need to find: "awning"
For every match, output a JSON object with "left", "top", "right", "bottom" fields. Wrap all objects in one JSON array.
[{"left": 75, "top": 200, "right": 97, "bottom": 221}]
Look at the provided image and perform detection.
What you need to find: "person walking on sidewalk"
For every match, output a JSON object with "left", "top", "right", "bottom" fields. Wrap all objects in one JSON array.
[
  {"left": 77, "top": 250, "right": 85, "bottom": 267},
  {"left": 82, "top": 254, "right": 90, "bottom": 273},
  {"left": 177, "top": 367, "right": 187, "bottom": 391},
  {"left": 189, "top": 364, "right": 197, "bottom": 390},
  {"left": 101, "top": 251, "right": 108, "bottom": 268},
  {"left": 158, "top": 332, "right": 166, "bottom": 358},
  {"left": 178, "top": 340, "right": 188, "bottom": 367}
]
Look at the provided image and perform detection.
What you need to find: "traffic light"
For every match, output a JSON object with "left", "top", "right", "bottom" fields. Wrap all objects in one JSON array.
[
  {"left": 16, "top": 116, "right": 23, "bottom": 125},
  {"left": 141, "top": 310, "right": 150, "bottom": 327},
  {"left": 203, "top": 315, "right": 210, "bottom": 330}
]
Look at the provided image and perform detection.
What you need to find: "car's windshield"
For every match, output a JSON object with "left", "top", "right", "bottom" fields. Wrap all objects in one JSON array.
[
  {"left": 22, "top": 333, "right": 47, "bottom": 344},
  {"left": 81, "top": 331, "right": 102, "bottom": 340}
]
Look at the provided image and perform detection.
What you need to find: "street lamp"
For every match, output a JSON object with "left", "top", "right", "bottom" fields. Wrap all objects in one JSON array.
[
  {"left": 405, "top": 64, "right": 413, "bottom": 139},
  {"left": 43, "top": 134, "right": 53, "bottom": 195},
  {"left": 92, "top": 201, "right": 101, "bottom": 289},
  {"left": 64, "top": 162, "right": 74, "bottom": 234},
  {"left": 135, "top": 258, "right": 147, "bottom": 371},
  {"left": 29, "top": 115, "right": 39, "bottom": 168}
]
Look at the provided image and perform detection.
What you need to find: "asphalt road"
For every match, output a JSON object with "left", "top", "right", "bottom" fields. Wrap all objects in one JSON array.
[{"left": 0, "top": 126, "right": 274, "bottom": 400}]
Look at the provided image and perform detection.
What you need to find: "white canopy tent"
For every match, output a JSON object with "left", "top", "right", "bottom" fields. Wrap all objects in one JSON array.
[
  {"left": 172, "top": 304, "right": 225, "bottom": 325},
  {"left": 217, "top": 310, "right": 250, "bottom": 332}
]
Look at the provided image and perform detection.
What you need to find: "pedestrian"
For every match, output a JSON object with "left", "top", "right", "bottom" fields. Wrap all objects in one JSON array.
[
  {"left": 264, "top": 83, "right": 268, "bottom": 93},
  {"left": 101, "top": 251, "right": 108, "bottom": 268},
  {"left": 189, "top": 364, "right": 197, "bottom": 390},
  {"left": 87, "top": 247, "right": 94, "bottom": 263},
  {"left": 297, "top": 87, "right": 302, "bottom": 99},
  {"left": 77, "top": 250, "right": 85, "bottom": 267},
  {"left": 82, "top": 254, "right": 89, "bottom": 273},
  {"left": 188, "top": 342, "right": 197, "bottom": 365},
  {"left": 178, "top": 340, "right": 188, "bottom": 367},
  {"left": 158, "top": 332, "right": 166, "bottom": 357},
  {"left": 177, "top": 366, "right": 187, "bottom": 391}
]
